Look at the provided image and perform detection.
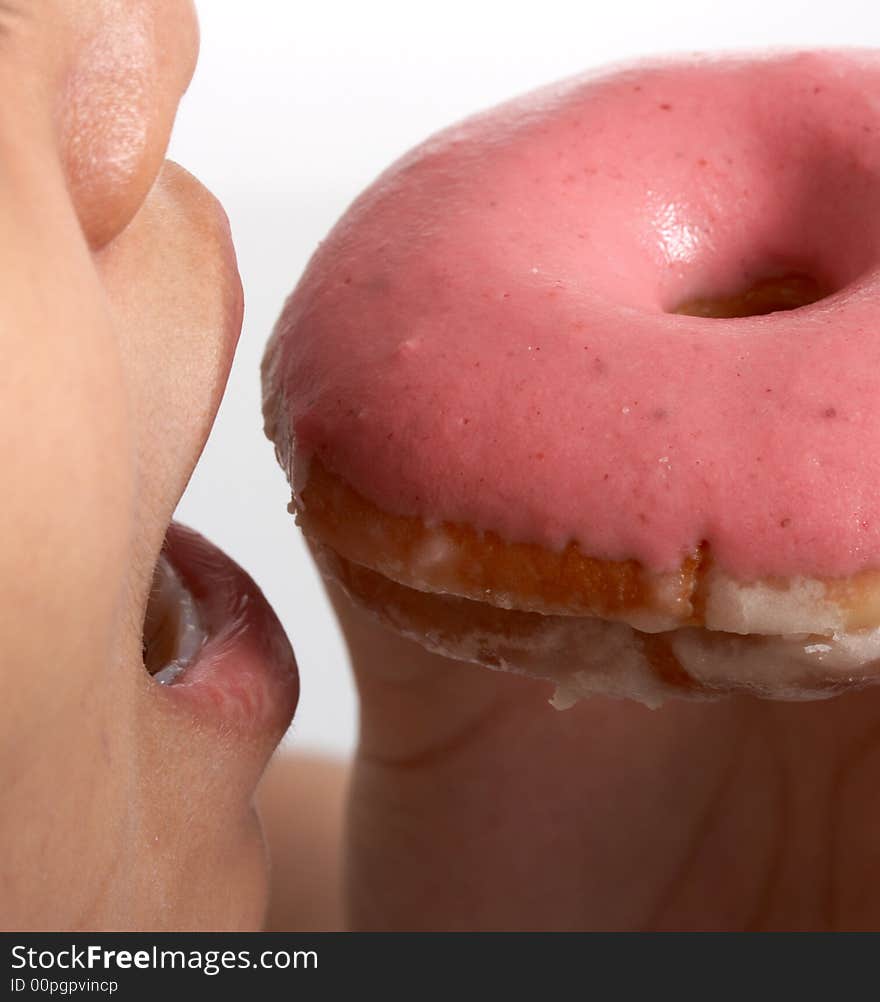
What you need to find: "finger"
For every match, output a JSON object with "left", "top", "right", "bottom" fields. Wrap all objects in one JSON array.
[
  {"left": 329, "top": 580, "right": 511, "bottom": 766},
  {"left": 331, "top": 582, "right": 746, "bottom": 930}
]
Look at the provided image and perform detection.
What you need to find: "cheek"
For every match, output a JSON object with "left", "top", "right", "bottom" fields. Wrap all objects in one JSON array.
[
  {"left": 0, "top": 276, "right": 135, "bottom": 708},
  {"left": 0, "top": 674, "right": 134, "bottom": 930}
]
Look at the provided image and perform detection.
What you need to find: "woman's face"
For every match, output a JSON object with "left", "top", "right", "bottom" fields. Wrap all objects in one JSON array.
[{"left": 1, "top": 0, "right": 297, "bottom": 930}]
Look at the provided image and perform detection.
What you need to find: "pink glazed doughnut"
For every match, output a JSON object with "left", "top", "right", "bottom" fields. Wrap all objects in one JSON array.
[{"left": 263, "top": 50, "right": 880, "bottom": 705}]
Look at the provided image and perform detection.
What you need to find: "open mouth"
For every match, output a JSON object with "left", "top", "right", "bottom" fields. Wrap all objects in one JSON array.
[
  {"left": 140, "top": 522, "right": 299, "bottom": 734},
  {"left": 143, "top": 551, "right": 207, "bottom": 685}
]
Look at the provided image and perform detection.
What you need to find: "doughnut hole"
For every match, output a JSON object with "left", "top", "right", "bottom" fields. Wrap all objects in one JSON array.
[
  {"left": 650, "top": 112, "right": 880, "bottom": 319},
  {"left": 511, "top": 54, "right": 880, "bottom": 319},
  {"left": 672, "top": 272, "right": 830, "bottom": 318}
]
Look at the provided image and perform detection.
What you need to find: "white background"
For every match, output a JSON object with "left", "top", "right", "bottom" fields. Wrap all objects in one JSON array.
[{"left": 170, "top": 0, "right": 880, "bottom": 756}]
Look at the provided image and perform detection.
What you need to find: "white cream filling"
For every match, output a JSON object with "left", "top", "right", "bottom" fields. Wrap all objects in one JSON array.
[
  {"left": 376, "top": 589, "right": 880, "bottom": 709},
  {"left": 702, "top": 570, "right": 846, "bottom": 636}
]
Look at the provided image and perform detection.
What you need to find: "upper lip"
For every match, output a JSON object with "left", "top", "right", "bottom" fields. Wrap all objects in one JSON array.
[{"left": 154, "top": 522, "right": 298, "bottom": 740}]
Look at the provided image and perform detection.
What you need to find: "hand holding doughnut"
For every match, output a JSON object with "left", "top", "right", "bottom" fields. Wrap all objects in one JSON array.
[{"left": 264, "top": 50, "right": 880, "bottom": 932}]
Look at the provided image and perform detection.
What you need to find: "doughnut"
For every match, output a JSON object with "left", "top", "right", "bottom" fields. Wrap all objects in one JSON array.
[{"left": 262, "top": 50, "right": 880, "bottom": 705}]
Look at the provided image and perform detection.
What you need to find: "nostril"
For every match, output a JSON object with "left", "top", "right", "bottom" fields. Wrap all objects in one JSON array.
[{"left": 670, "top": 271, "right": 832, "bottom": 319}]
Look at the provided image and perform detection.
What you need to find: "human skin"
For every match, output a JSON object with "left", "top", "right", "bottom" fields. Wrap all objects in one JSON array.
[
  {"left": 0, "top": 0, "right": 304, "bottom": 930},
  {"left": 8, "top": 0, "right": 880, "bottom": 933}
]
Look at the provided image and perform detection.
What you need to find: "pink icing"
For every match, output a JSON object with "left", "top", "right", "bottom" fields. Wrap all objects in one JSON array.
[{"left": 264, "top": 50, "right": 880, "bottom": 580}]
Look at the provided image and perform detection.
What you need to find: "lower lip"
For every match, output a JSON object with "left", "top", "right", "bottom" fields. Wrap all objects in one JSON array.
[{"left": 154, "top": 522, "right": 299, "bottom": 737}]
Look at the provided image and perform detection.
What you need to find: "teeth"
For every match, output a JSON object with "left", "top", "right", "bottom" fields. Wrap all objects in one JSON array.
[{"left": 143, "top": 554, "right": 207, "bottom": 685}]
